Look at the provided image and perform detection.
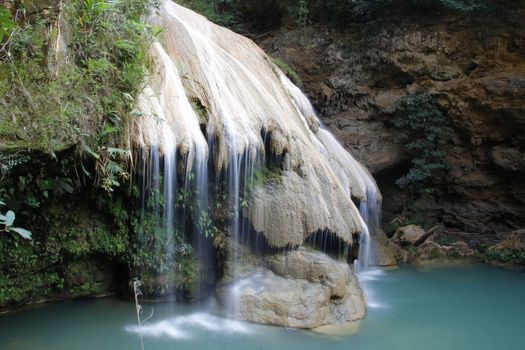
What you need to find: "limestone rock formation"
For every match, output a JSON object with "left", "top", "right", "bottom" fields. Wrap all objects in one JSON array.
[
  {"left": 129, "top": 0, "right": 379, "bottom": 248},
  {"left": 216, "top": 248, "right": 365, "bottom": 328}
]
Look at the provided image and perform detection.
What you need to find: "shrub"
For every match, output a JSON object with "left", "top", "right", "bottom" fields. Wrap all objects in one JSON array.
[{"left": 391, "top": 93, "right": 452, "bottom": 193}]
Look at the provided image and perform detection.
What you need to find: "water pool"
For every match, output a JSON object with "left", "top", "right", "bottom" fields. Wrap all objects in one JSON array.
[{"left": 1, "top": 265, "right": 524, "bottom": 350}]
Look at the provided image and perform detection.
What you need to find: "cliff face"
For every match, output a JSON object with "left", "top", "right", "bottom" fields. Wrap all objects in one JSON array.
[{"left": 259, "top": 10, "right": 525, "bottom": 248}]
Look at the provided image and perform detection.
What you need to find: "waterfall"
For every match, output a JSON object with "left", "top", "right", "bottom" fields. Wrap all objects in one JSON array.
[
  {"left": 358, "top": 187, "right": 382, "bottom": 272},
  {"left": 129, "top": 0, "right": 382, "bottom": 305}
]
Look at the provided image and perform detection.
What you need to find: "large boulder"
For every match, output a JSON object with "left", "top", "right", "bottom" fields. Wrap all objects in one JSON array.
[
  {"left": 215, "top": 248, "right": 365, "bottom": 328},
  {"left": 393, "top": 225, "right": 432, "bottom": 246}
]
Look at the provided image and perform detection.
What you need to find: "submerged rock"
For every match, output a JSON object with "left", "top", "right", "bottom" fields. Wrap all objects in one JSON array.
[{"left": 216, "top": 249, "right": 365, "bottom": 328}]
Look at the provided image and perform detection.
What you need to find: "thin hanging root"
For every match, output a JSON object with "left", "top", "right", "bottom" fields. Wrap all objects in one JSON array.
[{"left": 134, "top": 279, "right": 154, "bottom": 350}]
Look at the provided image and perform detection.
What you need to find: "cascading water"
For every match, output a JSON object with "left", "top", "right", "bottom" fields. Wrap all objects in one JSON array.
[
  {"left": 129, "top": 0, "right": 382, "bottom": 317},
  {"left": 358, "top": 187, "right": 382, "bottom": 272}
]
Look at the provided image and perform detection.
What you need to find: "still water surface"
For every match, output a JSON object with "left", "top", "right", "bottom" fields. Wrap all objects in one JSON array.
[{"left": 1, "top": 265, "right": 524, "bottom": 350}]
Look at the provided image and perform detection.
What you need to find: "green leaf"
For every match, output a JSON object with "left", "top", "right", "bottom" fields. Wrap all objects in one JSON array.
[
  {"left": 4, "top": 210, "right": 15, "bottom": 226},
  {"left": 0, "top": 200, "right": 5, "bottom": 206},
  {"left": 10, "top": 227, "right": 32, "bottom": 240},
  {"left": 83, "top": 144, "right": 100, "bottom": 160},
  {"left": 0, "top": 7, "right": 16, "bottom": 42}
]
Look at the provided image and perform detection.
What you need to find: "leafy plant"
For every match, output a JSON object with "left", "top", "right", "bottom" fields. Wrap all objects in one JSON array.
[
  {"left": 1, "top": 0, "right": 154, "bottom": 192},
  {"left": 391, "top": 93, "right": 452, "bottom": 193},
  {"left": 0, "top": 201, "right": 32, "bottom": 239},
  {"left": 0, "top": 6, "right": 15, "bottom": 42},
  {"left": 177, "top": 0, "right": 240, "bottom": 27}
]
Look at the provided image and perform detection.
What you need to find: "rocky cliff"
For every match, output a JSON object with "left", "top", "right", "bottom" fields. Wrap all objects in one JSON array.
[{"left": 258, "top": 5, "right": 525, "bottom": 250}]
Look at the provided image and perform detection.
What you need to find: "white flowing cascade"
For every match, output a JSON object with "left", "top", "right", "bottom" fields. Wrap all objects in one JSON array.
[{"left": 129, "top": 0, "right": 381, "bottom": 253}]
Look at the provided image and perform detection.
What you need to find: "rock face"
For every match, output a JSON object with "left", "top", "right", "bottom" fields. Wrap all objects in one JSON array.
[
  {"left": 259, "top": 6, "right": 525, "bottom": 249},
  {"left": 216, "top": 248, "right": 365, "bottom": 328}
]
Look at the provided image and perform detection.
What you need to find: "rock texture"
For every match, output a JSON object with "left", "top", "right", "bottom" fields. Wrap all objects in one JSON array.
[
  {"left": 490, "top": 229, "right": 525, "bottom": 252},
  {"left": 393, "top": 225, "right": 431, "bottom": 246},
  {"left": 216, "top": 248, "right": 365, "bottom": 328},
  {"left": 259, "top": 7, "right": 525, "bottom": 249}
]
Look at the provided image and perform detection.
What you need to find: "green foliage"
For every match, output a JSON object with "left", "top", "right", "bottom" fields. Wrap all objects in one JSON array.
[
  {"left": 0, "top": 198, "right": 125, "bottom": 307},
  {"left": 0, "top": 6, "right": 15, "bottom": 42},
  {"left": 251, "top": 164, "right": 282, "bottom": 188},
  {"left": 131, "top": 215, "right": 200, "bottom": 295},
  {"left": 287, "top": 0, "right": 310, "bottom": 27},
  {"left": 289, "top": 0, "right": 509, "bottom": 27},
  {"left": 0, "top": 0, "right": 156, "bottom": 192},
  {"left": 391, "top": 93, "right": 452, "bottom": 193},
  {"left": 485, "top": 249, "right": 525, "bottom": 265},
  {"left": 271, "top": 57, "right": 302, "bottom": 87},
  {"left": 0, "top": 149, "right": 135, "bottom": 308},
  {"left": 177, "top": 0, "right": 240, "bottom": 28},
  {"left": 0, "top": 152, "right": 30, "bottom": 179}
]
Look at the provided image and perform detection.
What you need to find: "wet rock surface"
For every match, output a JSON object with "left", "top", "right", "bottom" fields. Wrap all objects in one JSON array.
[
  {"left": 369, "top": 230, "right": 397, "bottom": 267},
  {"left": 216, "top": 248, "right": 365, "bottom": 328}
]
